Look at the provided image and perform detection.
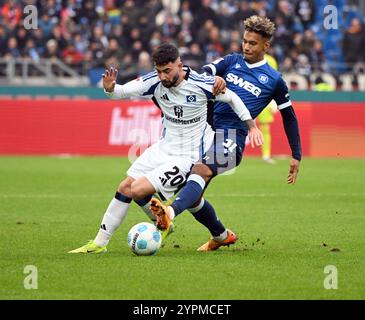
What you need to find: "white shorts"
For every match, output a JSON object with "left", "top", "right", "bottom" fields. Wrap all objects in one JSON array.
[{"left": 127, "top": 142, "right": 193, "bottom": 200}]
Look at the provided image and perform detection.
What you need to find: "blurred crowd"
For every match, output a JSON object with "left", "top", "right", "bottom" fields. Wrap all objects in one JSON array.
[{"left": 1, "top": 0, "right": 365, "bottom": 83}]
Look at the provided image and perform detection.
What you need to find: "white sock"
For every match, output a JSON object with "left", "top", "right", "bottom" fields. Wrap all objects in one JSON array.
[
  {"left": 213, "top": 229, "right": 228, "bottom": 242},
  {"left": 140, "top": 202, "right": 156, "bottom": 222},
  {"left": 94, "top": 198, "right": 130, "bottom": 247},
  {"left": 168, "top": 206, "right": 175, "bottom": 220},
  {"left": 188, "top": 198, "right": 205, "bottom": 213}
]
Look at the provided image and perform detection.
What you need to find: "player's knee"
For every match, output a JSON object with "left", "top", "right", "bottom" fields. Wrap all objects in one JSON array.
[
  {"left": 118, "top": 179, "right": 133, "bottom": 198},
  {"left": 192, "top": 197, "right": 203, "bottom": 208},
  {"left": 130, "top": 182, "right": 145, "bottom": 201},
  {"left": 191, "top": 163, "right": 213, "bottom": 183}
]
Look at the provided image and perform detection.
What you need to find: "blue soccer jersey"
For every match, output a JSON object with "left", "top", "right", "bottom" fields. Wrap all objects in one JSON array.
[{"left": 203, "top": 53, "right": 291, "bottom": 136}]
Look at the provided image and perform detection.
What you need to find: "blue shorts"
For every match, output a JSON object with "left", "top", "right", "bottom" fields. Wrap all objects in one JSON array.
[{"left": 201, "top": 128, "right": 246, "bottom": 177}]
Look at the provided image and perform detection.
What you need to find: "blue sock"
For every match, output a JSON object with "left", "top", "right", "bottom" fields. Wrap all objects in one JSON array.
[
  {"left": 114, "top": 191, "right": 132, "bottom": 203},
  {"left": 134, "top": 195, "right": 152, "bottom": 207},
  {"left": 190, "top": 199, "right": 225, "bottom": 237},
  {"left": 171, "top": 174, "right": 206, "bottom": 216}
]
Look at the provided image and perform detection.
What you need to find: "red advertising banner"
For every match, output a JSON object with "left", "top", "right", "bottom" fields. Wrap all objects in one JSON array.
[
  {"left": 0, "top": 99, "right": 161, "bottom": 156},
  {"left": 0, "top": 99, "right": 364, "bottom": 157}
]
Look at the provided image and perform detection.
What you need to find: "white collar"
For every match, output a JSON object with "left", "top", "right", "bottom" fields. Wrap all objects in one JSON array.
[{"left": 244, "top": 58, "right": 267, "bottom": 69}]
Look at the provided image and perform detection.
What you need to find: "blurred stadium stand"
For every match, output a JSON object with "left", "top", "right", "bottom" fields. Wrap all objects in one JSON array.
[{"left": 0, "top": 0, "right": 364, "bottom": 89}]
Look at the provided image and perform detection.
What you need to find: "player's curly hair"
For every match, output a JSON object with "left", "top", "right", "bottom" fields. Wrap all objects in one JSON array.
[
  {"left": 152, "top": 42, "right": 180, "bottom": 66},
  {"left": 244, "top": 15, "right": 276, "bottom": 40}
]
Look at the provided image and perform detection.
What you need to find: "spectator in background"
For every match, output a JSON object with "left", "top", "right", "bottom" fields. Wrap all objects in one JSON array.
[
  {"left": 44, "top": 39, "right": 61, "bottom": 60},
  {"left": 217, "top": 2, "right": 235, "bottom": 31},
  {"left": 310, "top": 39, "right": 327, "bottom": 72},
  {"left": 4, "top": 37, "right": 21, "bottom": 58},
  {"left": 295, "top": 53, "right": 311, "bottom": 76},
  {"left": 1, "top": 0, "right": 362, "bottom": 85},
  {"left": 39, "top": 0, "right": 62, "bottom": 25},
  {"left": 31, "top": 28, "right": 47, "bottom": 56},
  {"left": 130, "top": 39, "right": 144, "bottom": 62},
  {"left": 105, "top": 0, "right": 121, "bottom": 26},
  {"left": 181, "top": 42, "right": 205, "bottom": 70},
  {"left": 91, "top": 25, "right": 109, "bottom": 50},
  {"left": 251, "top": 0, "right": 270, "bottom": 17},
  {"left": 313, "top": 75, "right": 335, "bottom": 91},
  {"left": 342, "top": 18, "right": 365, "bottom": 73},
  {"left": 272, "top": 15, "right": 293, "bottom": 62},
  {"left": 294, "top": 0, "right": 316, "bottom": 30},
  {"left": 296, "top": 30, "right": 316, "bottom": 58},
  {"left": 76, "top": 0, "right": 99, "bottom": 26},
  {"left": 281, "top": 56, "right": 295, "bottom": 74},
  {"left": 15, "top": 28, "right": 28, "bottom": 53},
  {"left": 1, "top": 0, "right": 22, "bottom": 29},
  {"left": 88, "top": 29, "right": 108, "bottom": 68},
  {"left": 23, "top": 39, "right": 41, "bottom": 63},
  {"left": 136, "top": 51, "right": 153, "bottom": 76},
  {"left": 178, "top": 0, "right": 193, "bottom": 23},
  {"left": 126, "top": 27, "right": 143, "bottom": 51},
  {"left": 121, "top": 0, "right": 140, "bottom": 28},
  {"left": 38, "top": 14, "right": 55, "bottom": 38},
  {"left": 104, "top": 37, "right": 124, "bottom": 67},
  {"left": 275, "top": 0, "right": 295, "bottom": 31},
  {"left": 196, "top": 19, "right": 215, "bottom": 49},
  {"left": 161, "top": 0, "right": 181, "bottom": 15},
  {"left": 158, "top": 12, "right": 180, "bottom": 42},
  {"left": 233, "top": 1, "right": 257, "bottom": 29},
  {"left": 194, "top": 0, "right": 219, "bottom": 28},
  {"left": 178, "top": 3, "right": 194, "bottom": 44},
  {"left": 227, "top": 40, "right": 241, "bottom": 54},
  {"left": 205, "top": 26, "right": 225, "bottom": 62},
  {"left": 0, "top": 26, "right": 7, "bottom": 57},
  {"left": 149, "top": 30, "right": 163, "bottom": 51},
  {"left": 63, "top": 42, "right": 84, "bottom": 73},
  {"left": 117, "top": 52, "right": 137, "bottom": 83},
  {"left": 49, "top": 24, "right": 69, "bottom": 52},
  {"left": 73, "top": 33, "right": 89, "bottom": 55}
]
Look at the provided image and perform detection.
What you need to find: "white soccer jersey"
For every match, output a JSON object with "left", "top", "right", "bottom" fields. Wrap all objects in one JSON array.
[{"left": 106, "top": 67, "right": 252, "bottom": 161}]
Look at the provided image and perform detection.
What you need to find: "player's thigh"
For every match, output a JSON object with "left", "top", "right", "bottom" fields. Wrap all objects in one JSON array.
[
  {"left": 130, "top": 177, "right": 156, "bottom": 200},
  {"left": 127, "top": 143, "right": 161, "bottom": 180},
  {"left": 202, "top": 129, "right": 245, "bottom": 177}
]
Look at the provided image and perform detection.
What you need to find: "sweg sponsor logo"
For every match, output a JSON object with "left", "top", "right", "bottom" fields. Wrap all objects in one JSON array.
[{"left": 226, "top": 73, "right": 261, "bottom": 97}]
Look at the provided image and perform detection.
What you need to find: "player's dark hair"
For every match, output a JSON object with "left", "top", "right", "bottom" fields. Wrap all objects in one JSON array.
[
  {"left": 244, "top": 15, "right": 276, "bottom": 40},
  {"left": 152, "top": 42, "right": 180, "bottom": 66}
]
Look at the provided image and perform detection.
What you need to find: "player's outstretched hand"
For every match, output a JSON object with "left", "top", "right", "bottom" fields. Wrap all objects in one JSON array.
[
  {"left": 213, "top": 76, "right": 226, "bottom": 95},
  {"left": 287, "top": 158, "right": 300, "bottom": 184},
  {"left": 102, "top": 67, "right": 118, "bottom": 93},
  {"left": 248, "top": 126, "right": 264, "bottom": 148}
]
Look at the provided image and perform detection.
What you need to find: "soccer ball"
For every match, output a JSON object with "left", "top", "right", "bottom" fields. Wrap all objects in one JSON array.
[{"left": 127, "top": 222, "right": 162, "bottom": 256}]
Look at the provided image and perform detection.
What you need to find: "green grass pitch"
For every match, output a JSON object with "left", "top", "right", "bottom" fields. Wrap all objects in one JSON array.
[{"left": 0, "top": 156, "right": 364, "bottom": 300}]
